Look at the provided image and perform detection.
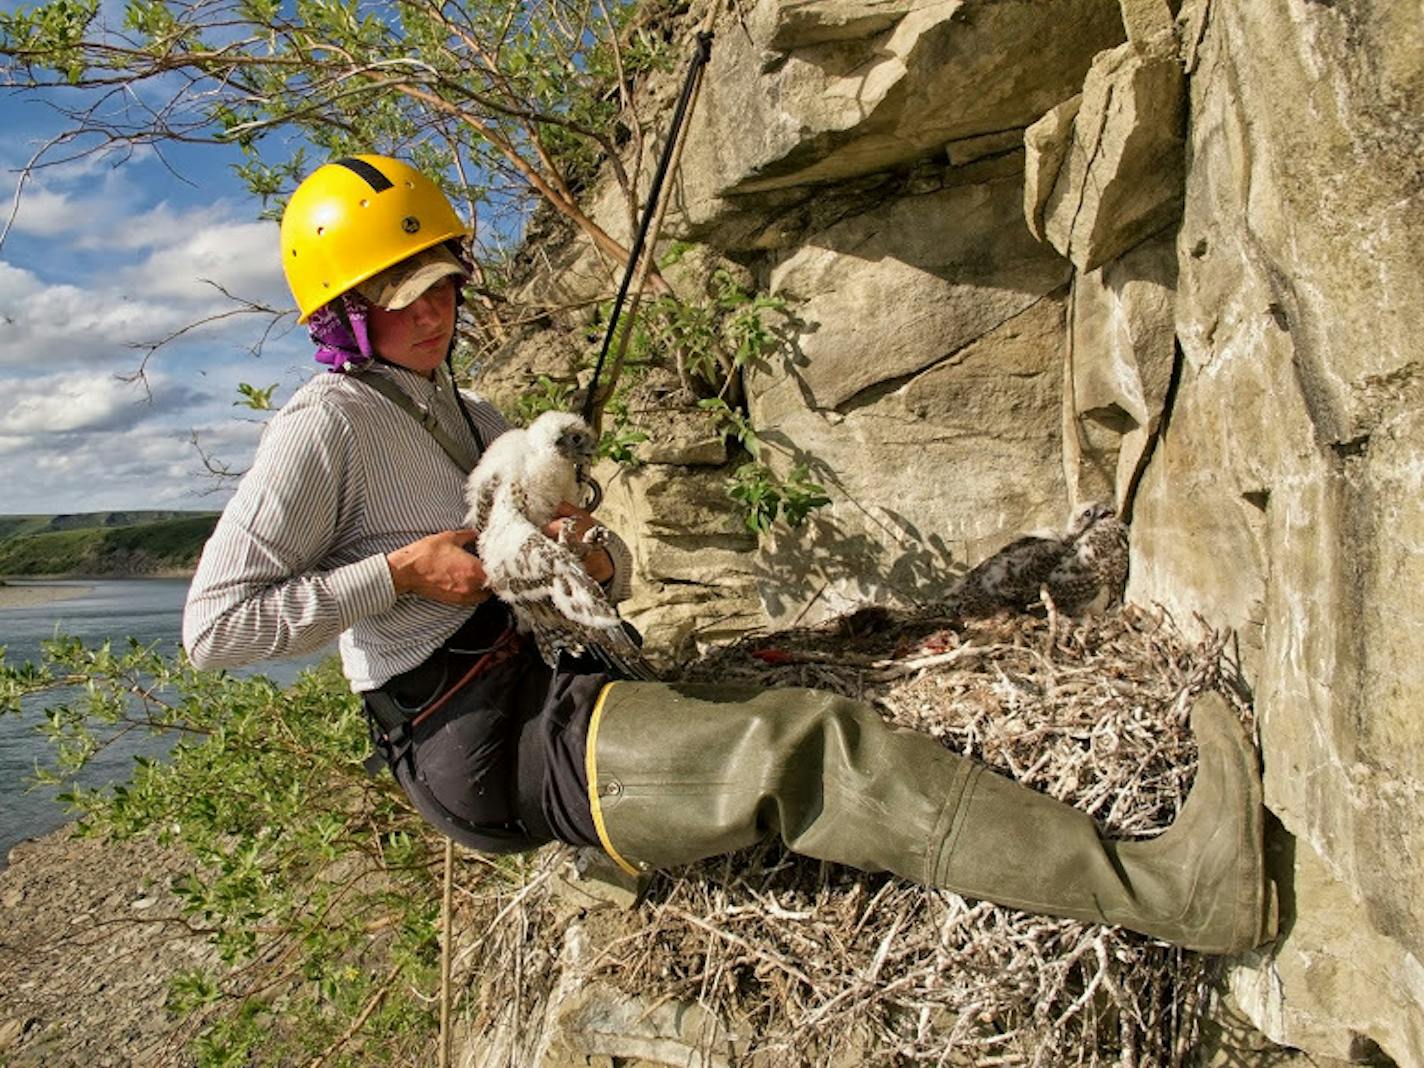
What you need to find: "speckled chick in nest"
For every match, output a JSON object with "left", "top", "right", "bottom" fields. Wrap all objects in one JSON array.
[{"left": 953, "top": 502, "right": 1129, "bottom": 617}]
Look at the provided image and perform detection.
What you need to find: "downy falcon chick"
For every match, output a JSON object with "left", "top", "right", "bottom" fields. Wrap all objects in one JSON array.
[{"left": 464, "top": 411, "right": 656, "bottom": 679}]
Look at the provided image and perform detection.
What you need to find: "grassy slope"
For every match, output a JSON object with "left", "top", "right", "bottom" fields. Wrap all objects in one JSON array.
[
  {"left": 0, "top": 511, "right": 211, "bottom": 542},
  {"left": 0, "top": 514, "right": 219, "bottom": 576}
]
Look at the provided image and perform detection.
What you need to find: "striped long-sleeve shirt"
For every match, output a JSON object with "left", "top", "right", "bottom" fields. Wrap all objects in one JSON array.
[{"left": 182, "top": 361, "right": 633, "bottom": 692}]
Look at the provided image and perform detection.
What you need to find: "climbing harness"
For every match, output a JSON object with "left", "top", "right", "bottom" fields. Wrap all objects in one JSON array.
[
  {"left": 363, "top": 624, "right": 523, "bottom": 778},
  {"left": 362, "top": 617, "right": 559, "bottom": 857},
  {"left": 355, "top": 362, "right": 481, "bottom": 473}
]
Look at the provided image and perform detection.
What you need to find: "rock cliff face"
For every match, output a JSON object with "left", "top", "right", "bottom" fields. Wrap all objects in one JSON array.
[
  {"left": 1132, "top": 3, "right": 1424, "bottom": 1061},
  {"left": 484, "top": 0, "right": 1423, "bottom": 1060}
]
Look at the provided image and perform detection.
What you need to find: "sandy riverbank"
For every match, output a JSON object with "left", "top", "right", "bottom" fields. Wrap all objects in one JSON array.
[
  {"left": 0, "top": 825, "right": 211, "bottom": 1064},
  {"left": 0, "top": 582, "right": 94, "bottom": 609}
]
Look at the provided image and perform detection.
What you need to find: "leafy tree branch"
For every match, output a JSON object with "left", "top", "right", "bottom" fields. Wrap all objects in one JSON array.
[{"left": 0, "top": 0, "right": 681, "bottom": 318}]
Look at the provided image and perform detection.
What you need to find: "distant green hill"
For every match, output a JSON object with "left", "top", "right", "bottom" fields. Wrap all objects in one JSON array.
[
  {"left": 0, "top": 511, "right": 212, "bottom": 542},
  {"left": 0, "top": 512, "right": 220, "bottom": 577}
]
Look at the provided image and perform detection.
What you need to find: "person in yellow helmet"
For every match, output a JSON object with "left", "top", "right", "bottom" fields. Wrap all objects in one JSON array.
[
  {"left": 183, "top": 155, "right": 1275, "bottom": 954},
  {"left": 186, "top": 154, "right": 624, "bottom": 850}
]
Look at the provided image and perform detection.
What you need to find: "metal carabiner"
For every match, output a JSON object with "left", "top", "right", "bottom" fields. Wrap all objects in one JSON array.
[{"left": 578, "top": 469, "right": 604, "bottom": 512}]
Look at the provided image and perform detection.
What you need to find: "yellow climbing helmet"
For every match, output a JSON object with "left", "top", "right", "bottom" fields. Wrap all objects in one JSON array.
[{"left": 280, "top": 154, "right": 468, "bottom": 322}]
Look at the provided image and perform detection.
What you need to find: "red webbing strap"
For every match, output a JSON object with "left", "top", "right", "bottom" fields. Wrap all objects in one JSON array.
[{"left": 407, "top": 627, "right": 521, "bottom": 731}]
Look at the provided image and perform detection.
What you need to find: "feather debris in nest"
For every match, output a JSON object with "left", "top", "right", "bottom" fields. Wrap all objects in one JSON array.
[{"left": 452, "top": 604, "right": 1251, "bottom": 1066}]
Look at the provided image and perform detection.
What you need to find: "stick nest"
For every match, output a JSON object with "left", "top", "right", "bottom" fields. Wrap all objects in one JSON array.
[{"left": 454, "top": 603, "right": 1253, "bottom": 1066}]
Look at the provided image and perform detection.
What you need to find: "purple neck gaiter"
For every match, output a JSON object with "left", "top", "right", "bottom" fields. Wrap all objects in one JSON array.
[{"left": 307, "top": 292, "right": 375, "bottom": 374}]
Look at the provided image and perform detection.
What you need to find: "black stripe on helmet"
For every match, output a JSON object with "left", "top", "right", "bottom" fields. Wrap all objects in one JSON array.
[{"left": 331, "top": 157, "right": 394, "bottom": 192}]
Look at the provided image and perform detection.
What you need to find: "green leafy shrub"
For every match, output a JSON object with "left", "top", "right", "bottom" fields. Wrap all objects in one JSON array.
[
  {"left": 234, "top": 382, "right": 277, "bottom": 410},
  {"left": 727, "top": 462, "right": 831, "bottom": 535},
  {"left": 1, "top": 637, "right": 534, "bottom": 1065},
  {"left": 698, "top": 399, "right": 831, "bottom": 534},
  {"left": 0, "top": 515, "right": 219, "bottom": 575},
  {"left": 496, "top": 257, "right": 821, "bottom": 532},
  {"left": 511, "top": 373, "right": 578, "bottom": 425},
  {"left": 614, "top": 268, "right": 787, "bottom": 400}
]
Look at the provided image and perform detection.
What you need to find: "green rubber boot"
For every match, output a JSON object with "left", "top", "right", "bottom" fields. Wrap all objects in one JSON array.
[{"left": 585, "top": 683, "right": 1274, "bottom": 954}]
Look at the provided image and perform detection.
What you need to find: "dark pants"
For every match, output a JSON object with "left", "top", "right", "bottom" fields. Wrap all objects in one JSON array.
[{"left": 364, "top": 603, "right": 606, "bottom": 853}]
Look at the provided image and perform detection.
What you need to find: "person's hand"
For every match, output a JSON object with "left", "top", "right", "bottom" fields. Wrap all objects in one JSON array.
[
  {"left": 543, "top": 502, "right": 614, "bottom": 584},
  {"left": 386, "top": 529, "right": 492, "bottom": 605}
]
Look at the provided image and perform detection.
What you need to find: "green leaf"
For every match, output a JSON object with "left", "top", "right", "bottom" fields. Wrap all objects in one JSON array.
[{"left": 234, "top": 382, "right": 278, "bottom": 410}]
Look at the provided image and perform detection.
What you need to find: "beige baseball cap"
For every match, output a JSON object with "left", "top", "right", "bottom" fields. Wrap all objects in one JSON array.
[{"left": 356, "top": 245, "right": 466, "bottom": 310}]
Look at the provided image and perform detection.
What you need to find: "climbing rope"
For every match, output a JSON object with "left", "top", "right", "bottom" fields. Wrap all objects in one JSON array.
[
  {"left": 438, "top": 836, "right": 454, "bottom": 1068},
  {"left": 581, "top": 27, "right": 716, "bottom": 431}
]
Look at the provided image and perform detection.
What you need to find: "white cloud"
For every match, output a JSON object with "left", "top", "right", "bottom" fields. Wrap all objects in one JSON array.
[
  {"left": 0, "top": 230, "right": 293, "bottom": 369},
  {"left": 87, "top": 200, "right": 235, "bottom": 252},
  {"left": 0, "top": 411, "right": 266, "bottom": 512},
  {"left": 121, "top": 218, "right": 288, "bottom": 306},
  {"left": 0, "top": 260, "right": 202, "bottom": 366},
  {"left": 0, "top": 109, "right": 317, "bottom": 512},
  {"left": 0, "top": 368, "right": 205, "bottom": 435},
  {"left": 5, "top": 186, "right": 112, "bottom": 238},
  {"left": 0, "top": 428, "right": 228, "bottom": 511},
  {"left": 1, "top": 148, "right": 148, "bottom": 240},
  {"left": 0, "top": 140, "right": 125, "bottom": 190},
  {"left": 3, "top": 157, "right": 289, "bottom": 312}
]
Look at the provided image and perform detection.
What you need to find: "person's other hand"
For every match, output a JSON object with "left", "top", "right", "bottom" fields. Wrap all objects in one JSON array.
[
  {"left": 386, "top": 529, "right": 492, "bottom": 605},
  {"left": 543, "top": 502, "right": 614, "bottom": 583}
]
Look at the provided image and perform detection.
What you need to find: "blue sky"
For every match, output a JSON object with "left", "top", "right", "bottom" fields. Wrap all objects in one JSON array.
[{"left": 0, "top": 88, "right": 313, "bottom": 514}]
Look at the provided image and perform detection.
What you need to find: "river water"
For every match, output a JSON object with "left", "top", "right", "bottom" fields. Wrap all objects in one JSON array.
[{"left": 0, "top": 578, "right": 330, "bottom": 864}]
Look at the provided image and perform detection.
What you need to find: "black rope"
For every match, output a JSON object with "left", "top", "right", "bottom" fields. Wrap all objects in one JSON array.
[
  {"left": 446, "top": 351, "right": 485, "bottom": 462},
  {"left": 581, "top": 30, "right": 714, "bottom": 426}
]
